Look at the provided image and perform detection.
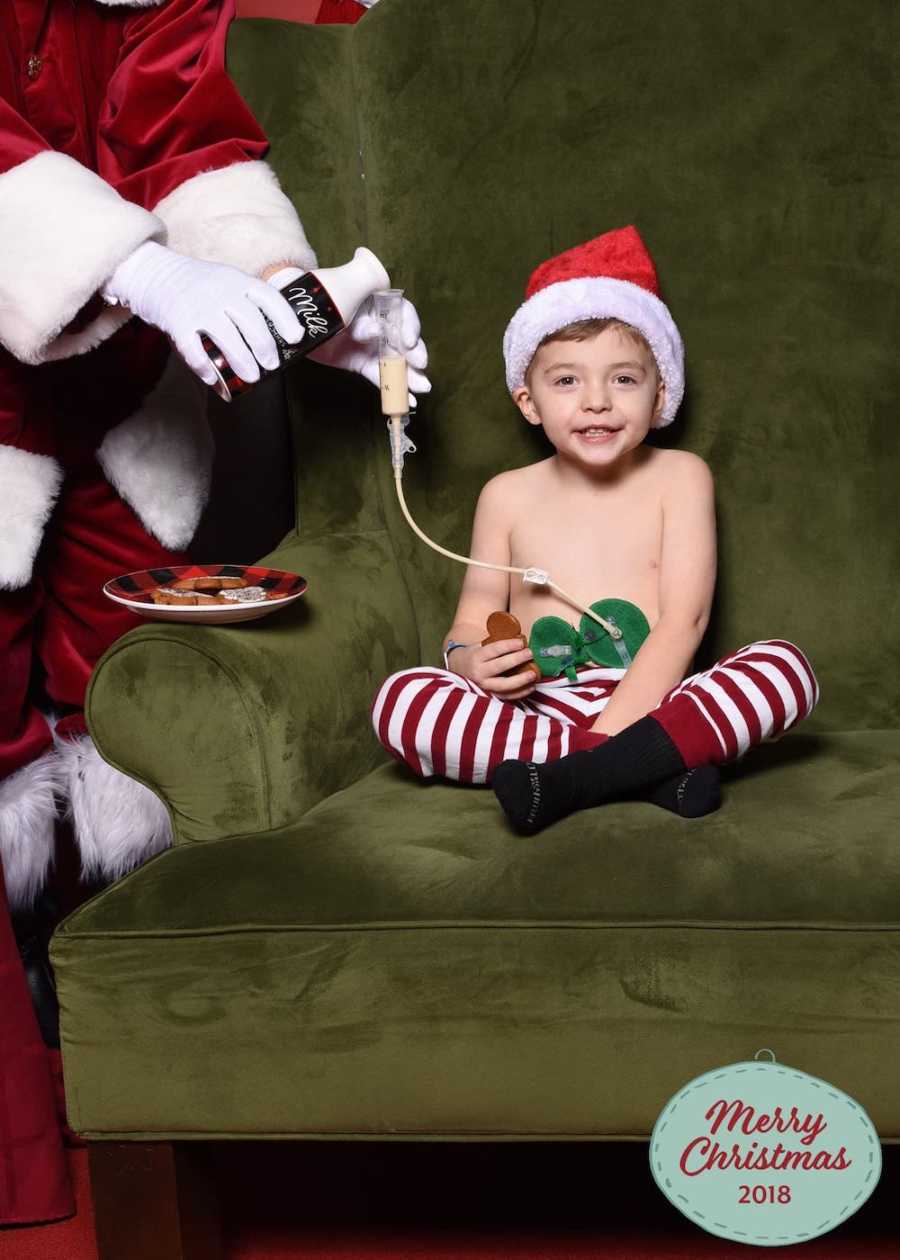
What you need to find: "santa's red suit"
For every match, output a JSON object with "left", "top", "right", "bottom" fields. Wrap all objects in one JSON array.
[
  {"left": 0, "top": 0, "right": 318, "bottom": 1224},
  {"left": 0, "top": 0, "right": 319, "bottom": 898}
]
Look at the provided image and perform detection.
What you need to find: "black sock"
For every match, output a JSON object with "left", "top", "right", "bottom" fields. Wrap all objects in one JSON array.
[
  {"left": 492, "top": 715, "right": 689, "bottom": 835},
  {"left": 642, "top": 765, "right": 721, "bottom": 819}
]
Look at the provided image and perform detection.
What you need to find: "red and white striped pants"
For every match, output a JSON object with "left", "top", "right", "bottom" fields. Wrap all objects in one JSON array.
[{"left": 371, "top": 640, "right": 819, "bottom": 784}]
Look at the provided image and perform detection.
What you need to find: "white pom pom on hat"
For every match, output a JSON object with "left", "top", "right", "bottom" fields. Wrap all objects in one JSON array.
[{"left": 502, "top": 225, "right": 684, "bottom": 427}]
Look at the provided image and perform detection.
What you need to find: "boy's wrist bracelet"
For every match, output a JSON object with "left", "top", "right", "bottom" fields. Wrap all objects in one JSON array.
[{"left": 443, "top": 641, "right": 471, "bottom": 670}]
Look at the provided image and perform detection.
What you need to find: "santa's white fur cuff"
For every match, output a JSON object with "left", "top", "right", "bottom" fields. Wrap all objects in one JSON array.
[
  {"left": 0, "top": 750, "right": 60, "bottom": 909},
  {"left": 502, "top": 276, "right": 684, "bottom": 427},
  {"left": 0, "top": 446, "right": 64, "bottom": 590},
  {"left": 56, "top": 735, "right": 173, "bottom": 883},
  {"left": 97, "top": 352, "right": 213, "bottom": 551},
  {"left": 153, "top": 161, "right": 317, "bottom": 279},
  {"left": 0, "top": 151, "right": 164, "bottom": 364}
]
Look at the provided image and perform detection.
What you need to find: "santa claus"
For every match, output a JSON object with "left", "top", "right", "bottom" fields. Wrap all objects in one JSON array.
[
  {"left": 0, "top": 0, "right": 425, "bottom": 1224},
  {"left": 0, "top": 0, "right": 428, "bottom": 907}
]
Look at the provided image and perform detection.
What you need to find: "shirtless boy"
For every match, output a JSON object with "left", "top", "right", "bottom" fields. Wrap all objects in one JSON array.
[{"left": 372, "top": 226, "right": 818, "bottom": 834}]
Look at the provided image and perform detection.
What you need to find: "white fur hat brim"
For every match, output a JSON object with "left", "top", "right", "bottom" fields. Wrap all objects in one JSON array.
[{"left": 502, "top": 276, "right": 684, "bottom": 427}]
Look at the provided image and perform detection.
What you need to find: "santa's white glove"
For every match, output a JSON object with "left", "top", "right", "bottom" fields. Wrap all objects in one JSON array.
[
  {"left": 102, "top": 241, "right": 305, "bottom": 387},
  {"left": 297, "top": 280, "right": 430, "bottom": 410}
]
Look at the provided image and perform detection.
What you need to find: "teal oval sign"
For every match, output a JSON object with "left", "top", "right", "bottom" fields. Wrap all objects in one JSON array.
[{"left": 650, "top": 1054, "right": 881, "bottom": 1247}]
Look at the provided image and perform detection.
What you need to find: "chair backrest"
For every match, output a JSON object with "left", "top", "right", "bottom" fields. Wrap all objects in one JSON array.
[{"left": 231, "top": 0, "right": 899, "bottom": 732}]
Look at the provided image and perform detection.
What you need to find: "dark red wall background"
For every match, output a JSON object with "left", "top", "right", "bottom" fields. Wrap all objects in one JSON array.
[
  {"left": 236, "top": 1, "right": 365, "bottom": 22},
  {"left": 236, "top": 0, "right": 319, "bottom": 19}
]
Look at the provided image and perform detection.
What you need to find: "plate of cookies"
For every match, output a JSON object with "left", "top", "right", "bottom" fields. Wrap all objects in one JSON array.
[{"left": 103, "top": 564, "right": 308, "bottom": 624}]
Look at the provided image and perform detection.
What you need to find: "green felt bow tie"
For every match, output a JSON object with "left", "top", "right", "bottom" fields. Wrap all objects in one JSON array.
[{"left": 528, "top": 599, "right": 650, "bottom": 683}]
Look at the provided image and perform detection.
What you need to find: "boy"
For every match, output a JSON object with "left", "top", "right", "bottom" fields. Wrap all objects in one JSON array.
[{"left": 372, "top": 226, "right": 818, "bottom": 834}]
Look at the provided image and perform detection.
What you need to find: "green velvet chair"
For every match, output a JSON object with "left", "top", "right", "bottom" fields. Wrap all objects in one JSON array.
[{"left": 51, "top": 2, "right": 899, "bottom": 1254}]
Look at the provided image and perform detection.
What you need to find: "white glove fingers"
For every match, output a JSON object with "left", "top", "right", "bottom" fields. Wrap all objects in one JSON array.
[
  {"left": 177, "top": 333, "right": 221, "bottom": 387},
  {"left": 405, "top": 339, "right": 429, "bottom": 371},
  {"left": 349, "top": 312, "right": 379, "bottom": 343},
  {"left": 226, "top": 303, "right": 281, "bottom": 372},
  {"left": 211, "top": 321, "right": 261, "bottom": 383},
  {"left": 251, "top": 282, "right": 305, "bottom": 346},
  {"left": 102, "top": 244, "right": 313, "bottom": 383},
  {"left": 400, "top": 300, "right": 421, "bottom": 349},
  {"left": 407, "top": 367, "right": 432, "bottom": 394}
]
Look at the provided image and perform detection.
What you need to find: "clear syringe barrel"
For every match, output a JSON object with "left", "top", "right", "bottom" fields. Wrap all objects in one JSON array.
[{"left": 374, "top": 288, "right": 409, "bottom": 418}]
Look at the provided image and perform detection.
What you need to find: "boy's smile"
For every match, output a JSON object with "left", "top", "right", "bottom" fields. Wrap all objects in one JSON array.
[{"left": 513, "top": 326, "right": 663, "bottom": 471}]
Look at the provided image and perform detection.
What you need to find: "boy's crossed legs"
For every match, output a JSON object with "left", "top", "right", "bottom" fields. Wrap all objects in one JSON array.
[{"left": 372, "top": 639, "right": 818, "bottom": 833}]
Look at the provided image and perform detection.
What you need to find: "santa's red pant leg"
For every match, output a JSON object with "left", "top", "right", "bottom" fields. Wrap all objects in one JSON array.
[
  {"left": 0, "top": 452, "right": 190, "bottom": 746},
  {"left": 0, "top": 326, "right": 202, "bottom": 1220},
  {"left": 40, "top": 455, "right": 190, "bottom": 741},
  {"left": 0, "top": 867, "right": 74, "bottom": 1225}
]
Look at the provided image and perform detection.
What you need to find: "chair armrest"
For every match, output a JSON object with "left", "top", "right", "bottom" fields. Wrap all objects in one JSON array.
[{"left": 86, "top": 532, "right": 418, "bottom": 843}]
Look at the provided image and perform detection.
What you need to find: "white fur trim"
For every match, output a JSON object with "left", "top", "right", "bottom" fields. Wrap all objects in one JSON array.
[
  {"left": 153, "top": 160, "right": 317, "bottom": 277},
  {"left": 502, "top": 277, "right": 685, "bottom": 427},
  {"left": 56, "top": 735, "right": 172, "bottom": 883},
  {"left": 0, "top": 750, "right": 60, "bottom": 910},
  {"left": 38, "top": 305, "right": 134, "bottom": 364},
  {"left": 97, "top": 353, "right": 213, "bottom": 551},
  {"left": 0, "top": 151, "right": 164, "bottom": 364},
  {"left": 0, "top": 446, "right": 64, "bottom": 590}
]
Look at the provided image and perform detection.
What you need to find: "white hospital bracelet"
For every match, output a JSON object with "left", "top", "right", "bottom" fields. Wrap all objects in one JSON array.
[{"left": 443, "top": 641, "right": 471, "bottom": 671}]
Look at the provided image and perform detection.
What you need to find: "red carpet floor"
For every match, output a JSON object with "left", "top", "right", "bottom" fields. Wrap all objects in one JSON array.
[{"left": 1, "top": 1141, "right": 898, "bottom": 1259}]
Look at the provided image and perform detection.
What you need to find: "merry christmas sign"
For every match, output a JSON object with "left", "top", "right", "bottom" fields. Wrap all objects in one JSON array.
[{"left": 650, "top": 1052, "right": 881, "bottom": 1247}]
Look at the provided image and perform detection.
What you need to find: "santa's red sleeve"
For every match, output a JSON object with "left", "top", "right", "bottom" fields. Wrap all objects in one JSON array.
[
  {"left": 99, "top": 0, "right": 316, "bottom": 280},
  {"left": 0, "top": 96, "right": 162, "bottom": 366},
  {"left": 0, "top": 0, "right": 315, "bottom": 367}
]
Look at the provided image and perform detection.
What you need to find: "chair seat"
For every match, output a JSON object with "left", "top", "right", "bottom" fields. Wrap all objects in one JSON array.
[{"left": 52, "top": 730, "right": 900, "bottom": 1140}]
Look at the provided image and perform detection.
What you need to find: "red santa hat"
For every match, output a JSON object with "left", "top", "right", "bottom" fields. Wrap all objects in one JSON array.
[{"left": 502, "top": 225, "right": 684, "bottom": 427}]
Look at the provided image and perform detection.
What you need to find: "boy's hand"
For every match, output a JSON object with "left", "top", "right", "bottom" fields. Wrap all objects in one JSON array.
[{"left": 453, "top": 640, "right": 538, "bottom": 699}]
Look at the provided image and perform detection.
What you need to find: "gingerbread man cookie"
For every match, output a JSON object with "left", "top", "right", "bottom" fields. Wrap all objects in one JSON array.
[{"left": 481, "top": 612, "right": 542, "bottom": 683}]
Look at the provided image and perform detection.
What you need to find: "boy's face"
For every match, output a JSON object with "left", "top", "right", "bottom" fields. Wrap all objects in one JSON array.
[{"left": 513, "top": 327, "right": 664, "bottom": 469}]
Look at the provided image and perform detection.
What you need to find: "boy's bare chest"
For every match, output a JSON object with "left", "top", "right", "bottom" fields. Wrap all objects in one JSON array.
[{"left": 508, "top": 492, "right": 664, "bottom": 630}]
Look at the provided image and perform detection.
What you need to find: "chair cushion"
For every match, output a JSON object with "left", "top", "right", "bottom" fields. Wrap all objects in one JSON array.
[{"left": 52, "top": 730, "right": 900, "bottom": 1139}]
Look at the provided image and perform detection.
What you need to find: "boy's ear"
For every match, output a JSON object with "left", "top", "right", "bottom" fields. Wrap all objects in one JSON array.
[
  {"left": 512, "top": 384, "right": 542, "bottom": 427},
  {"left": 652, "top": 378, "right": 667, "bottom": 426}
]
